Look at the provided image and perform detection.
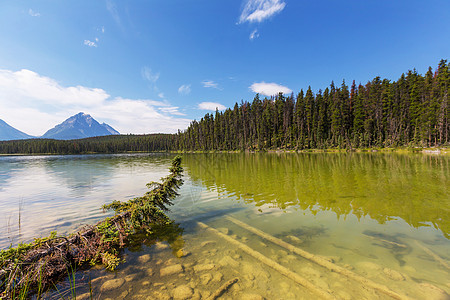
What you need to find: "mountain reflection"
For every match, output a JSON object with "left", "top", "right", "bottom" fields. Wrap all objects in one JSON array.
[
  {"left": 41, "top": 153, "right": 173, "bottom": 196},
  {"left": 183, "top": 153, "right": 449, "bottom": 238}
]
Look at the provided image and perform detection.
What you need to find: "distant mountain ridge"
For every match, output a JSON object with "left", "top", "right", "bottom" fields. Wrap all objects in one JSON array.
[
  {"left": 41, "top": 112, "right": 119, "bottom": 140},
  {"left": 101, "top": 123, "right": 120, "bottom": 135},
  {"left": 0, "top": 119, "right": 34, "bottom": 141}
]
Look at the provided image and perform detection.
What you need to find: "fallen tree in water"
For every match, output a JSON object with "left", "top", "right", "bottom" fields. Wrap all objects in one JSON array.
[{"left": 0, "top": 155, "right": 183, "bottom": 299}]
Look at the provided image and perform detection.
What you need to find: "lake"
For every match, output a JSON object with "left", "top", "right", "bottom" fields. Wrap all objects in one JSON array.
[{"left": 0, "top": 153, "right": 449, "bottom": 299}]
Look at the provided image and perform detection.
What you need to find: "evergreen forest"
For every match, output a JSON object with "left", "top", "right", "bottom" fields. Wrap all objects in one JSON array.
[{"left": 1, "top": 60, "right": 449, "bottom": 154}]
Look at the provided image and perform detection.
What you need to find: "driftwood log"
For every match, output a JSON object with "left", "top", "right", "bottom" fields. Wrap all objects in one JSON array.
[
  {"left": 0, "top": 156, "right": 183, "bottom": 299},
  {"left": 197, "top": 221, "right": 335, "bottom": 300},
  {"left": 226, "top": 216, "right": 410, "bottom": 300}
]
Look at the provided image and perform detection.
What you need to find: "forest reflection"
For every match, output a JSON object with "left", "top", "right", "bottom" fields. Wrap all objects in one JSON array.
[{"left": 183, "top": 153, "right": 449, "bottom": 238}]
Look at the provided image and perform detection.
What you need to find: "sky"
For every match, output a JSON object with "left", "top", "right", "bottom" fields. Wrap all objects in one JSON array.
[{"left": 0, "top": 0, "right": 449, "bottom": 136}]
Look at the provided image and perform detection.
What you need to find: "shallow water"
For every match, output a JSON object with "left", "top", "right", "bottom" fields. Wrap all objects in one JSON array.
[
  {"left": 0, "top": 153, "right": 173, "bottom": 248},
  {"left": 1, "top": 153, "right": 449, "bottom": 299}
]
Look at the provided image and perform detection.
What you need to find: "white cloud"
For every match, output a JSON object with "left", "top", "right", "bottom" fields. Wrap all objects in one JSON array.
[
  {"left": 158, "top": 92, "right": 165, "bottom": 99},
  {"left": 0, "top": 69, "right": 107, "bottom": 107},
  {"left": 113, "top": 97, "right": 170, "bottom": 108},
  {"left": 178, "top": 84, "right": 191, "bottom": 95},
  {"left": 84, "top": 40, "right": 98, "bottom": 47},
  {"left": 239, "top": 0, "right": 286, "bottom": 24},
  {"left": 28, "top": 9, "right": 41, "bottom": 17},
  {"left": 250, "top": 82, "right": 292, "bottom": 96},
  {"left": 249, "top": 29, "right": 260, "bottom": 40},
  {"left": 141, "top": 67, "right": 160, "bottom": 83},
  {"left": 0, "top": 69, "right": 191, "bottom": 135},
  {"left": 159, "top": 107, "right": 185, "bottom": 116},
  {"left": 202, "top": 80, "right": 220, "bottom": 89},
  {"left": 85, "top": 29, "right": 102, "bottom": 48},
  {"left": 198, "top": 102, "right": 226, "bottom": 111}
]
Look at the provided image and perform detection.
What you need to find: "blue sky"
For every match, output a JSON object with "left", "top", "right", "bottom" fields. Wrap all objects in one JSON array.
[{"left": 0, "top": 0, "right": 449, "bottom": 135}]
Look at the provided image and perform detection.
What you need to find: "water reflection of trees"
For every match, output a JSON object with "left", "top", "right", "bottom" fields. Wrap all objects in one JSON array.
[
  {"left": 128, "top": 222, "right": 185, "bottom": 255},
  {"left": 0, "top": 157, "right": 29, "bottom": 190},
  {"left": 184, "top": 153, "right": 449, "bottom": 238}
]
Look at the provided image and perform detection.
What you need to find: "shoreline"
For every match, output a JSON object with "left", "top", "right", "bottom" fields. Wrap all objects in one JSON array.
[
  {"left": 172, "top": 146, "right": 450, "bottom": 155},
  {"left": 1, "top": 146, "right": 449, "bottom": 156}
]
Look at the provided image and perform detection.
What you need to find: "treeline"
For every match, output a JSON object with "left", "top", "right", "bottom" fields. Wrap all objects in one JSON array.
[
  {"left": 179, "top": 60, "right": 449, "bottom": 150},
  {"left": 1, "top": 60, "right": 449, "bottom": 154},
  {"left": 0, "top": 134, "right": 176, "bottom": 154}
]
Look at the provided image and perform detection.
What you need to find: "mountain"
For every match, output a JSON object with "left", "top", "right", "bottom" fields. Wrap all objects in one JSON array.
[
  {"left": 101, "top": 123, "right": 120, "bottom": 135},
  {"left": 0, "top": 119, "right": 34, "bottom": 141},
  {"left": 41, "top": 112, "right": 120, "bottom": 140}
]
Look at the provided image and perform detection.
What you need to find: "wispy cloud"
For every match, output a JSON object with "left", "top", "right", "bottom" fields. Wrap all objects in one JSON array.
[
  {"left": 202, "top": 80, "right": 221, "bottom": 90},
  {"left": 250, "top": 82, "right": 292, "bottom": 96},
  {"left": 239, "top": 0, "right": 286, "bottom": 24},
  {"left": 158, "top": 92, "right": 165, "bottom": 99},
  {"left": 28, "top": 9, "right": 40, "bottom": 17},
  {"left": 249, "top": 29, "right": 260, "bottom": 40},
  {"left": 159, "top": 106, "right": 185, "bottom": 116},
  {"left": 84, "top": 40, "right": 98, "bottom": 47},
  {"left": 178, "top": 84, "right": 191, "bottom": 95},
  {"left": 106, "top": 0, "right": 123, "bottom": 31},
  {"left": 198, "top": 102, "right": 226, "bottom": 111},
  {"left": 0, "top": 69, "right": 190, "bottom": 135},
  {"left": 141, "top": 67, "right": 160, "bottom": 83}
]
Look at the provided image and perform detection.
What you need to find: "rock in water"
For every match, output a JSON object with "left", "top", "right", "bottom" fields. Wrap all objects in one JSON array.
[
  {"left": 173, "top": 285, "right": 194, "bottom": 300},
  {"left": 176, "top": 249, "right": 190, "bottom": 258},
  {"left": 213, "top": 272, "right": 224, "bottom": 282},
  {"left": 137, "top": 254, "right": 151, "bottom": 263},
  {"left": 154, "top": 242, "right": 169, "bottom": 251},
  {"left": 142, "top": 280, "right": 150, "bottom": 286},
  {"left": 160, "top": 264, "right": 184, "bottom": 276},
  {"left": 383, "top": 268, "right": 405, "bottom": 281},
  {"left": 76, "top": 293, "right": 91, "bottom": 300},
  {"left": 100, "top": 278, "right": 125, "bottom": 292},
  {"left": 124, "top": 274, "right": 138, "bottom": 282},
  {"left": 200, "top": 273, "right": 212, "bottom": 285},
  {"left": 153, "top": 291, "right": 171, "bottom": 300},
  {"left": 193, "top": 264, "right": 216, "bottom": 272}
]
